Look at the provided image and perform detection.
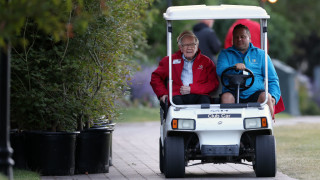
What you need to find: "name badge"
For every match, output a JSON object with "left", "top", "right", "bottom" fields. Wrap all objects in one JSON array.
[{"left": 173, "top": 59, "right": 181, "bottom": 64}]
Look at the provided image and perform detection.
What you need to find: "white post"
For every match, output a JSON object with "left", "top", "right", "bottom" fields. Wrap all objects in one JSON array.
[
  {"left": 167, "top": 21, "right": 176, "bottom": 107},
  {"left": 261, "top": 19, "right": 268, "bottom": 106}
]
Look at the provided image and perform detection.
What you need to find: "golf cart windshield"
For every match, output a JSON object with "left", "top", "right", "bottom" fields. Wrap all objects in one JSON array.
[{"left": 163, "top": 4, "right": 270, "bottom": 108}]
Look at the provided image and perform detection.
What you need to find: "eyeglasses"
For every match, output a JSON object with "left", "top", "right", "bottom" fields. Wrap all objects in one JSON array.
[{"left": 181, "top": 43, "right": 197, "bottom": 48}]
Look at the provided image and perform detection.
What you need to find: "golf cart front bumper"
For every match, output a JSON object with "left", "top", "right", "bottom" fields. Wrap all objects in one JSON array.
[{"left": 163, "top": 105, "right": 273, "bottom": 155}]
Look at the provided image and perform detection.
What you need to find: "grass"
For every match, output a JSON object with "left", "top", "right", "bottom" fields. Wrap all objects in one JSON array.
[
  {"left": 274, "top": 123, "right": 320, "bottom": 180},
  {"left": 117, "top": 106, "right": 293, "bottom": 123},
  {"left": 117, "top": 106, "right": 160, "bottom": 123},
  {"left": 0, "top": 169, "right": 41, "bottom": 180},
  {"left": 274, "top": 112, "right": 292, "bottom": 118},
  {"left": 13, "top": 169, "right": 40, "bottom": 180},
  {"left": 119, "top": 106, "right": 320, "bottom": 179},
  {"left": 0, "top": 174, "right": 6, "bottom": 180}
]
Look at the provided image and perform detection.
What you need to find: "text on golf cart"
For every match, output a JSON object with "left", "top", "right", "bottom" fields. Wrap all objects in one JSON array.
[{"left": 197, "top": 114, "right": 242, "bottom": 118}]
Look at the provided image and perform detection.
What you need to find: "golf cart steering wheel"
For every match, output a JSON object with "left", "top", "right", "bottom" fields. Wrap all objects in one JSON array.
[{"left": 221, "top": 66, "right": 254, "bottom": 91}]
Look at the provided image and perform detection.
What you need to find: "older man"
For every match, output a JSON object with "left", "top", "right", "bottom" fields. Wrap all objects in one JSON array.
[
  {"left": 217, "top": 24, "right": 282, "bottom": 118},
  {"left": 150, "top": 30, "right": 219, "bottom": 105}
]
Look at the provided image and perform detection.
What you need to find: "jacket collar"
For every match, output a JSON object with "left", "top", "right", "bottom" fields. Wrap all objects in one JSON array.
[{"left": 175, "top": 49, "right": 202, "bottom": 61}]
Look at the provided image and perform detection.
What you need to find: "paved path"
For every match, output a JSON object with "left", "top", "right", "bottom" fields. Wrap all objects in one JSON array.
[{"left": 40, "top": 116, "right": 320, "bottom": 180}]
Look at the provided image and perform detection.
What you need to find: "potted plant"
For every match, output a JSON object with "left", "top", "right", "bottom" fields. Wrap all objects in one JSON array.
[
  {"left": 9, "top": 2, "right": 86, "bottom": 175},
  {"left": 10, "top": 0, "right": 152, "bottom": 176},
  {"left": 75, "top": 117, "right": 113, "bottom": 174},
  {"left": 10, "top": 19, "right": 81, "bottom": 175}
]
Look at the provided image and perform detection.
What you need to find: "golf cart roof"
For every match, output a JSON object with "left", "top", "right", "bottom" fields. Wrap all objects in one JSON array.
[{"left": 163, "top": 4, "right": 270, "bottom": 20}]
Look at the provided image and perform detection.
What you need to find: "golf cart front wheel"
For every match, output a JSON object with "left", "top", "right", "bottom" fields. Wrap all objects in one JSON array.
[
  {"left": 159, "top": 138, "right": 164, "bottom": 173},
  {"left": 254, "top": 135, "right": 276, "bottom": 177},
  {"left": 164, "top": 136, "right": 185, "bottom": 178}
]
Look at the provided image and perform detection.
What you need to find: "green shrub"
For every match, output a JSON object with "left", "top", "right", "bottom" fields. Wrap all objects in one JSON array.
[
  {"left": 299, "top": 84, "right": 320, "bottom": 115},
  {"left": 10, "top": 0, "right": 153, "bottom": 131}
]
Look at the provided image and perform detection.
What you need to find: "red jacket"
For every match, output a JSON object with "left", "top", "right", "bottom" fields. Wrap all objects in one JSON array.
[
  {"left": 150, "top": 50, "right": 219, "bottom": 99},
  {"left": 274, "top": 96, "right": 285, "bottom": 115}
]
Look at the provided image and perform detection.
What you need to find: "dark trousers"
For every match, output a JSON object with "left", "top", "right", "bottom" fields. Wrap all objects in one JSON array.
[
  {"left": 173, "top": 94, "right": 210, "bottom": 105},
  {"left": 160, "top": 94, "right": 210, "bottom": 120}
]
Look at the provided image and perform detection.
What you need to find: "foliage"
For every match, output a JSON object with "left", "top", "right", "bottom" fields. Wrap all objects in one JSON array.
[
  {"left": 213, "top": 0, "right": 259, "bottom": 52},
  {"left": 267, "top": 0, "right": 320, "bottom": 78},
  {"left": 69, "top": 0, "right": 154, "bottom": 128},
  {"left": 269, "top": 0, "right": 320, "bottom": 39},
  {"left": 0, "top": 0, "right": 87, "bottom": 46},
  {"left": 298, "top": 85, "right": 320, "bottom": 115},
  {"left": 267, "top": 11, "right": 295, "bottom": 62},
  {"left": 145, "top": 0, "right": 205, "bottom": 62},
  {"left": 146, "top": 0, "right": 273, "bottom": 62},
  {"left": 11, "top": 23, "right": 81, "bottom": 131},
  {"left": 146, "top": 0, "right": 320, "bottom": 80},
  {"left": 10, "top": 0, "right": 153, "bottom": 131},
  {"left": 287, "top": 32, "right": 320, "bottom": 78}
]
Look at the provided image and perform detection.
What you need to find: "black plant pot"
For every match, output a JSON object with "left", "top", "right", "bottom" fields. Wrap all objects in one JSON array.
[
  {"left": 25, "top": 131, "right": 77, "bottom": 175},
  {"left": 75, "top": 127, "right": 112, "bottom": 174},
  {"left": 10, "top": 130, "right": 27, "bottom": 169},
  {"left": 109, "top": 124, "right": 116, "bottom": 166}
]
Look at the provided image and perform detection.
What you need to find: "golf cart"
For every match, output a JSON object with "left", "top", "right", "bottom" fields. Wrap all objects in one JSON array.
[{"left": 159, "top": 5, "right": 276, "bottom": 178}]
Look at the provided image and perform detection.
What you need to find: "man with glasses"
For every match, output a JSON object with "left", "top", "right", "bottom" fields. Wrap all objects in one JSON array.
[{"left": 151, "top": 30, "right": 219, "bottom": 105}]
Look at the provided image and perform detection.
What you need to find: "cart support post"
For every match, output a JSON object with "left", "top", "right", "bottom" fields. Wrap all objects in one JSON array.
[
  {"left": 167, "top": 20, "right": 176, "bottom": 107},
  {"left": 260, "top": 19, "right": 268, "bottom": 106}
]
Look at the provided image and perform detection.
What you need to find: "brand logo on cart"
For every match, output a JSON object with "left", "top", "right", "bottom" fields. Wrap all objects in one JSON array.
[{"left": 197, "top": 114, "right": 242, "bottom": 118}]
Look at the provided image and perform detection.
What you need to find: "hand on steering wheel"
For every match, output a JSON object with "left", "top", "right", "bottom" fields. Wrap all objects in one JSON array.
[{"left": 221, "top": 66, "right": 254, "bottom": 91}]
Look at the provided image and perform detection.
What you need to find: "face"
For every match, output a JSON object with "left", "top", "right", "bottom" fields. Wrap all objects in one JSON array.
[
  {"left": 232, "top": 28, "right": 251, "bottom": 53},
  {"left": 179, "top": 36, "right": 198, "bottom": 60}
]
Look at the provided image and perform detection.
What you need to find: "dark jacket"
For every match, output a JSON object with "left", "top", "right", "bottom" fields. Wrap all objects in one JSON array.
[{"left": 193, "top": 23, "right": 221, "bottom": 64}]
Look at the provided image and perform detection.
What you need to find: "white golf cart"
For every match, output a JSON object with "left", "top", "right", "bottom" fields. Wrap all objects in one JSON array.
[{"left": 159, "top": 5, "right": 276, "bottom": 178}]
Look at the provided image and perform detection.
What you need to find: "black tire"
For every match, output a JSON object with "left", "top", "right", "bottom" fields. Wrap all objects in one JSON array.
[
  {"left": 164, "top": 136, "right": 185, "bottom": 178},
  {"left": 254, "top": 135, "right": 277, "bottom": 177},
  {"left": 159, "top": 138, "right": 164, "bottom": 173}
]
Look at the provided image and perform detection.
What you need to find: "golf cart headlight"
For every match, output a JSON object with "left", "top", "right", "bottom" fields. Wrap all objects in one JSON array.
[
  {"left": 172, "top": 119, "right": 195, "bottom": 130},
  {"left": 244, "top": 117, "right": 268, "bottom": 129}
]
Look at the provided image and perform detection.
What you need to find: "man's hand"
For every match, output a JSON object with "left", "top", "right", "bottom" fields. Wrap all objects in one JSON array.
[
  {"left": 235, "top": 63, "right": 246, "bottom": 70},
  {"left": 160, "top": 95, "right": 168, "bottom": 103},
  {"left": 180, "top": 86, "right": 191, "bottom": 95},
  {"left": 272, "top": 97, "right": 276, "bottom": 107}
]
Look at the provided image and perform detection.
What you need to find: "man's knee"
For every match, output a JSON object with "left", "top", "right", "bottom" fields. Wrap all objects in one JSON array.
[
  {"left": 221, "top": 92, "right": 235, "bottom": 103},
  {"left": 258, "top": 92, "right": 272, "bottom": 103},
  {"left": 173, "top": 95, "right": 184, "bottom": 105}
]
